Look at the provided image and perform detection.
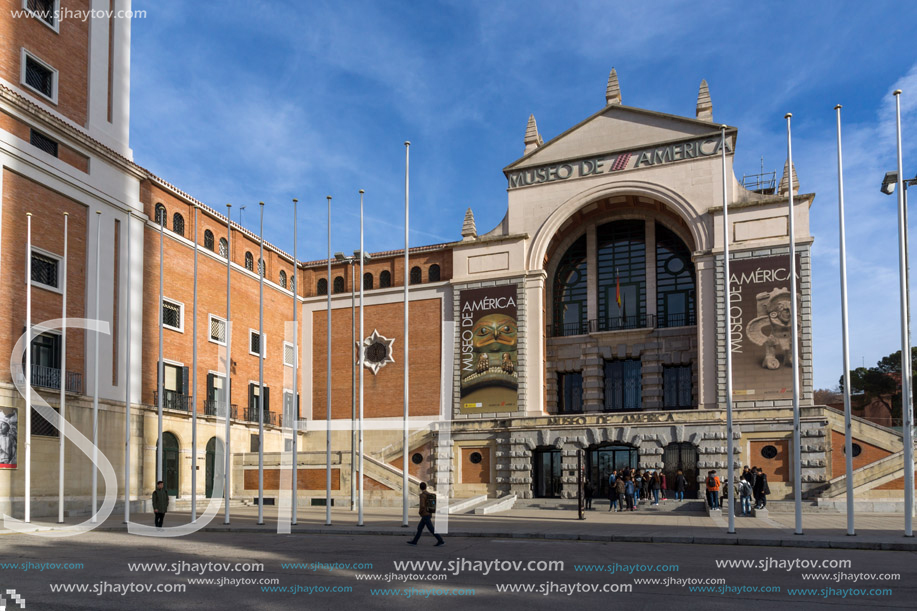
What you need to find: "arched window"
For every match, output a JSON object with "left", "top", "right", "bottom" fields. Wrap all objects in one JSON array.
[
  {"left": 656, "top": 223, "right": 696, "bottom": 328},
  {"left": 380, "top": 270, "right": 392, "bottom": 288},
  {"left": 204, "top": 230, "right": 214, "bottom": 251},
  {"left": 410, "top": 266, "right": 422, "bottom": 285},
  {"left": 317, "top": 278, "right": 328, "bottom": 295},
  {"left": 363, "top": 272, "right": 373, "bottom": 290},
  {"left": 428, "top": 264, "right": 441, "bottom": 282},
  {"left": 154, "top": 203, "right": 167, "bottom": 226},
  {"left": 258, "top": 257, "right": 265, "bottom": 276},
  {"left": 172, "top": 213, "right": 185, "bottom": 237},
  {"left": 219, "top": 237, "right": 228, "bottom": 257},
  {"left": 597, "top": 220, "right": 645, "bottom": 330},
  {"left": 333, "top": 276, "right": 345, "bottom": 294},
  {"left": 244, "top": 252, "right": 254, "bottom": 271},
  {"left": 552, "top": 235, "right": 587, "bottom": 336},
  {"left": 278, "top": 270, "right": 287, "bottom": 289}
]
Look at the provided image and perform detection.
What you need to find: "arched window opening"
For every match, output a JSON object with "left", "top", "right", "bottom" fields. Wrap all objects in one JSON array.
[
  {"left": 551, "top": 235, "right": 587, "bottom": 336},
  {"left": 204, "top": 230, "right": 214, "bottom": 251},
  {"left": 410, "top": 266, "right": 422, "bottom": 285},
  {"left": 244, "top": 252, "right": 254, "bottom": 271},
  {"left": 317, "top": 278, "right": 328, "bottom": 295},
  {"left": 656, "top": 223, "right": 696, "bottom": 328},
  {"left": 172, "top": 213, "right": 185, "bottom": 237},
  {"left": 379, "top": 270, "right": 392, "bottom": 288},
  {"left": 363, "top": 272, "right": 373, "bottom": 290},
  {"left": 428, "top": 264, "right": 441, "bottom": 282}
]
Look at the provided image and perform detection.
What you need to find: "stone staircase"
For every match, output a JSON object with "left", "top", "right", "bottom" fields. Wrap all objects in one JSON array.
[
  {"left": 373, "top": 428, "right": 433, "bottom": 463},
  {"left": 813, "top": 448, "right": 916, "bottom": 499}
]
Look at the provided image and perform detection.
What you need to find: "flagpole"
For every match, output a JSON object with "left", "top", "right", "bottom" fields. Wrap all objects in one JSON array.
[
  {"left": 326, "top": 195, "right": 332, "bottom": 527},
  {"left": 785, "top": 113, "right": 803, "bottom": 536},
  {"left": 258, "top": 202, "right": 265, "bottom": 526},
  {"left": 224, "top": 204, "right": 232, "bottom": 525},
  {"left": 59, "top": 212, "right": 68, "bottom": 524},
  {"left": 893, "top": 89, "right": 915, "bottom": 538},
  {"left": 292, "top": 198, "right": 299, "bottom": 525},
  {"left": 157, "top": 212, "right": 164, "bottom": 488},
  {"left": 835, "top": 105, "right": 855, "bottom": 536},
  {"left": 358, "top": 190, "right": 365, "bottom": 527},
  {"left": 25, "top": 213, "right": 32, "bottom": 524},
  {"left": 192, "top": 204, "right": 199, "bottom": 522},
  {"left": 91, "top": 210, "right": 102, "bottom": 523},
  {"left": 351, "top": 259, "right": 356, "bottom": 513},
  {"left": 403, "top": 141, "right": 410, "bottom": 528},
  {"left": 124, "top": 213, "right": 132, "bottom": 524},
  {"left": 721, "top": 126, "right": 735, "bottom": 535}
]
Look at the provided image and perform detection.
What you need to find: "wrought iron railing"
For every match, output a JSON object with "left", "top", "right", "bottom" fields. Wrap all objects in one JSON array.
[
  {"left": 656, "top": 312, "right": 697, "bottom": 328},
  {"left": 14, "top": 364, "right": 82, "bottom": 393},
  {"left": 153, "top": 389, "right": 190, "bottom": 411},
  {"left": 244, "top": 406, "right": 280, "bottom": 427},
  {"left": 204, "top": 399, "right": 238, "bottom": 419},
  {"left": 548, "top": 312, "right": 698, "bottom": 337}
]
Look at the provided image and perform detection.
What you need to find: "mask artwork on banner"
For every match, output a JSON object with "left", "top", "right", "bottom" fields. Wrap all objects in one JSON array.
[
  {"left": 0, "top": 407, "right": 17, "bottom": 468},
  {"left": 459, "top": 285, "right": 519, "bottom": 414}
]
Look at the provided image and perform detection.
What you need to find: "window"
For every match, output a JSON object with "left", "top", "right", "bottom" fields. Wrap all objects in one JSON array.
[
  {"left": 552, "top": 235, "right": 587, "bottom": 336},
  {"left": 258, "top": 257, "right": 265, "bottom": 276},
  {"left": 30, "top": 249, "right": 60, "bottom": 290},
  {"left": 208, "top": 315, "right": 227, "bottom": 345},
  {"left": 283, "top": 342, "right": 295, "bottom": 367},
  {"left": 469, "top": 452, "right": 483, "bottom": 464},
  {"left": 25, "top": 0, "right": 57, "bottom": 29},
  {"left": 29, "top": 129, "right": 57, "bottom": 157},
  {"left": 379, "top": 270, "right": 392, "bottom": 288},
  {"left": 533, "top": 448, "right": 562, "bottom": 498},
  {"left": 32, "top": 406, "right": 59, "bottom": 437},
  {"left": 278, "top": 270, "right": 287, "bottom": 289},
  {"left": 162, "top": 299, "right": 183, "bottom": 332},
  {"left": 557, "top": 372, "right": 583, "bottom": 414},
  {"left": 363, "top": 272, "right": 373, "bottom": 290},
  {"left": 172, "top": 213, "right": 185, "bottom": 237},
  {"left": 22, "top": 50, "right": 57, "bottom": 102},
  {"left": 250, "top": 433, "right": 260, "bottom": 452},
  {"left": 428, "top": 264, "right": 441, "bottom": 282},
  {"left": 204, "top": 230, "right": 214, "bottom": 251},
  {"left": 219, "top": 237, "right": 228, "bottom": 257},
  {"left": 604, "top": 359, "right": 642, "bottom": 411},
  {"left": 411, "top": 453, "right": 424, "bottom": 465},
  {"left": 247, "top": 383, "right": 271, "bottom": 422},
  {"left": 760, "top": 445, "right": 778, "bottom": 459},
  {"left": 333, "top": 276, "right": 344, "bottom": 294},
  {"left": 317, "top": 278, "right": 328, "bottom": 295},
  {"left": 154, "top": 203, "right": 167, "bottom": 227},
  {"left": 249, "top": 330, "right": 264, "bottom": 357},
  {"left": 597, "top": 220, "right": 646, "bottom": 330},
  {"left": 656, "top": 223, "right": 696, "bottom": 328},
  {"left": 205, "top": 373, "right": 229, "bottom": 416},
  {"left": 244, "top": 252, "right": 254, "bottom": 271},
  {"left": 663, "top": 365, "right": 693, "bottom": 409},
  {"left": 410, "top": 266, "right": 422, "bottom": 285}
]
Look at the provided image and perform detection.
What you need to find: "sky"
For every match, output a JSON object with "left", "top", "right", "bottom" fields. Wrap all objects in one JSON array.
[{"left": 129, "top": 0, "right": 917, "bottom": 391}]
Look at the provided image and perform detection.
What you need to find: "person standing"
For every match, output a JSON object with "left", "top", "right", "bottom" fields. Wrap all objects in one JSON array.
[
  {"left": 674, "top": 470, "right": 686, "bottom": 502},
  {"left": 650, "top": 471, "right": 661, "bottom": 506},
  {"left": 615, "top": 475, "right": 626, "bottom": 512},
  {"left": 408, "top": 482, "right": 444, "bottom": 546},
  {"left": 152, "top": 480, "right": 169, "bottom": 528},
  {"left": 608, "top": 469, "right": 618, "bottom": 511},
  {"left": 584, "top": 479, "right": 594, "bottom": 510},
  {"left": 625, "top": 476, "right": 636, "bottom": 511},
  {"left": 706, "top": 470, "right": 721, "bottom": 510},
  {"left": 659, "top": 471, "right": 668, "bottom": 501},
  {"left": 738, "top": 477, "right": 753, "bottom": 516},
  {"left": 753, "top": 469, "right": 770, "bottom": 510}
]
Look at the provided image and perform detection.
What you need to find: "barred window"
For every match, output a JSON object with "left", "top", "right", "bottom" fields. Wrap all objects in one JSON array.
[
  {"left": 219, "top": 237, "right": 228, "bottom": 257},
  {"left": 258, "top": 258, "right": 265, "bottom": 276},
  {"left": 30, "top": 129, "right": 57, "bottom": 157},
  {"left": 244, "top": 252, "right": 253, "bottom": 271},
  {"left": 278, "top": 270, "right": 287, "bottom": 289},
  {"left": 32, "top": 406, "right": 59, "bottom": 437},
  {"left": 283, "top": 342, "right": 295, "bottom": 367},
  {"left": 410, "top": 266, "right": 422, "bottom": 285},
  {"left": 428, "top": 264, "right": 441, "bottom": 282},
  {"left": 24, "top": 55, "right": 53, "bottom": 98},
  {"left": 317, "top": 278, "right": 328, "bottom": 295},
  {"left": 333, "top": 276, "right": 344, "bottom": 294},
  {"left": 31, "top": 251, "right": 59, "bottom": 288},
  {"left": 249, "top": 331, "right": 262, "bottom": 357},
  {"left": 209, "top": 316, "right": 226, "bottom": 344},
  {"left": 379, "top": 270, "right": 391, "bottom": 288},
  {"left": 363, "top": 272, "right": 373, "bottom": 290},
  {"left": 27, "top": 0, "right": 56, "bottom": 27},
  {"left": 204, "top": 230, "right": 214, "bottom": 251},
  {"left": 172, "top": 213, "right": 185, "bottom": 237},
  {"left": 154, "top": 203, "right": 167, "bottom": 226},
  {"left": 162, "top": 300, "right": 182, "bottom": 331}
]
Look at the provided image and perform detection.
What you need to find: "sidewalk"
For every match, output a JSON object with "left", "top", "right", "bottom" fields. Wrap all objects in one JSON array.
[{"left": 4, "top": 499, "right": 916, "bottom": 551}]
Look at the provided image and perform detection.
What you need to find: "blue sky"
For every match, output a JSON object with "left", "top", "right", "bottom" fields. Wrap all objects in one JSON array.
[{"left": 129, "top": 0, "right": 917, "bottom": 390}]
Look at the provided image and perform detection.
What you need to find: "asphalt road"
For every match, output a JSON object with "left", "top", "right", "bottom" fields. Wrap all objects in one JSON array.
[{"left": 1, "top": 530, "right": 914, "bottom": 610}]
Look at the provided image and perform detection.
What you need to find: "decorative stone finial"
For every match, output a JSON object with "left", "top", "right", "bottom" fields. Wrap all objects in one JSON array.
[
  {"left": 605, "top": 68, "right": 622, "bottom": 105},
  {"left": 461, "top": 208, "right": 477, "bottom": 240},
  {"left": 523, "top": 114, "right": 543, "bottom": 154},
  {"left": 696, "top": 79, "right": 712, "bottom": 122},
  {"left": 777, "top": 159, "right": 800, "bottom": 195}
]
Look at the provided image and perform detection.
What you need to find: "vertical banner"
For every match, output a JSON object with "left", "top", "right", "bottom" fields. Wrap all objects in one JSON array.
[
  {"left": 459, "top": 285, "right": 519, "bottom": 414},
  {"left": 0, "top": 407, "right": 17, "bottom": 468},
  {"left": 729, "top": 254, "right": 802, "bottom": 401}
]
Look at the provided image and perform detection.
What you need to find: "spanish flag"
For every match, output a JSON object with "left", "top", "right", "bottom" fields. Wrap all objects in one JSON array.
[{"left": 616, "top": 270, "right": 621, "bottom": 308}]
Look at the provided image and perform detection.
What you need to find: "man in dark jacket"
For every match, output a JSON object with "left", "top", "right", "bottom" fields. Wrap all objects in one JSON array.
[
  {"left": 408, "top": 482, "right": 444, "bottom": 546},
  {"left": 152, "top": 480, "right": 168, "bottom": 528},
  {"left": 753, "top": 469, "right": 770, "bottom": 509}
]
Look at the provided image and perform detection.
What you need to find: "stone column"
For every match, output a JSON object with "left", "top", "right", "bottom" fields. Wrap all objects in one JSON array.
[
  {"left": 645, "top": 219, "right": 656, "bottom": 326},
  {"left": 586, "top": 225, "right": 597, "bottom": 326},
  {"left": 695, "top": 255, "right": 717, "bottom": 409}
]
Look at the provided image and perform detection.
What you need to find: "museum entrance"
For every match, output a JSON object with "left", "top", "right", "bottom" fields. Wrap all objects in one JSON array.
[
  {"left": 532, "top": 448, "right": 562, "bottom": 498},
  {"left": 205, "top": 436, "right": 224, "bottom": 498},
  {"left": 663, "top": 442, "right": 699, "bottom": 498},
  {"left": 587, "top": 444, "right": 637, "bottom": 498}
]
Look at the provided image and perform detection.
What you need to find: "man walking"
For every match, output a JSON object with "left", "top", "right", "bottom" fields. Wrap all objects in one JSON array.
[
  {"left": 152, "top": 480, "right": 168, "bottom": 528},
  {"left": 408, "top": 482, "right": 444, "bottom": 546}
]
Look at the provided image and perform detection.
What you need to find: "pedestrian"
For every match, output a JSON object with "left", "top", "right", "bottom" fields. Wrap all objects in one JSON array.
[
  {"left": 660, "top": 471, "right": 668, "bottom": 501},
  {"left": 650, "top": 471, "right": 661, "bottom": 505},
  {"left": 738, "top": 476, "right": 753, "bottom": 516},
  {"left": 674, "top": 470, "right": 686, "bottom": 502},
  {"left": 615, "top": 474, "right": 626, "bottom": 512},
  {"left": 408, "top": 482, "right": 445, "bottom": 546},
  {"left": 625, "top": 476, "right": 636, "bottom": 511},
  {"left": 152, "top": 480, "right": 168, "bottom": 528},
  {"left": 705, "top": 470, "right": 721, "bottom": 510},
  {"left": 608, "top": 469, "right": 618, "bottom": 511},
  {"left": 584, "top": 479, "right": 594, "bottom": 510},
  {"left": 634, "top": 470, "right": 644, "bottom": 503},
  {"left": 753, "top": 469, "right": 770, "bottom": 510},
  {"left": 746, "top": 465, "right": 758, "bottom": 489}
]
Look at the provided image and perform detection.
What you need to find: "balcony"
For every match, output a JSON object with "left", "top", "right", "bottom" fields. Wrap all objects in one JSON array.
[
  {"left": 14, "top": 364, "right": 82, "bottom": 393},
  {"left": 243, "top": 406, "right": 281, "bottom": 427},
  {"left": 153, "top": 389, "right": 190, "bottom": 412},
  {"left": 204, "top": 399, "right": 238, "bottom": 419},
  {"left": 547, "top": 312, "right": 697, "bottom": 337}
]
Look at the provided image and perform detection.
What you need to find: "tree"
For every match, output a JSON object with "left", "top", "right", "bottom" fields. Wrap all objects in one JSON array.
[{"left": 840, "top": 347, "right": 917, "bottom": 421}]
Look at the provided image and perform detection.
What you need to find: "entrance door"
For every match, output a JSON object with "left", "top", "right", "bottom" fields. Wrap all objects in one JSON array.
[
  {"left": 663, "top": 442, "right": 699, "bottom": 498},
  {"left": 587, "top": 444, "right": 637, "bottom": 498},
  {"left": 533, "top": 449, "right": 562, "bottom": 498},
  {"left": 158, "top": 432, "right": 180, "bottom": 496},
  {"left": 205, "top": 437, "right": 224, "bottom": 498}
]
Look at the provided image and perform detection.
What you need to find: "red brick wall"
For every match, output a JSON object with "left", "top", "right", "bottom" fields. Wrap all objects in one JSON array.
[
  {"left": 0, "top": 0, "right": 90, "bottom": 126},
  {"left": 874, "top": 471, "right": 917, "bottom": 491},
  {"left": 750, "top": 440, "right": 789, "bottom": 482},
  {"left": 244, "top": 468, "right": 341, "bottom": 490},
  {"left": 301, "top": 249, "right": 452, "bottom": 298},
  {"left": 389, "top": 441, "right": 432, "bottom": 480},
  {"left": 0, "top": 169, "right": 87, "bottom": 383},
  {"left": 0, "top": 110, "right": 90, "bottom": 172},
  {"left": 312, "top": 299, "right": 442, "bottom": 419},
  {"left": 829, "top": 431, "right": 892, "bottom": 478},
  {"left": 461, "top": 447, "right": 490, "bottom": 484}
]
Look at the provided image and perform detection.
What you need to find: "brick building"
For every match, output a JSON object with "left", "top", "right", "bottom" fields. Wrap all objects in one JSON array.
[{"left": 0, "top": 5, "right": 911, "bottom": 518}]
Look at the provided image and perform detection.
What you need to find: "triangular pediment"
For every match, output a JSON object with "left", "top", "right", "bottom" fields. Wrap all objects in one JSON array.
[{"left": 505, "top": 105, "right": 729, "bottom": 172}]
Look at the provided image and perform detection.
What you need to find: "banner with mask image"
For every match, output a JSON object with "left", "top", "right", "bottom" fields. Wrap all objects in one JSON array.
[
  {"left": 459, "top": 285, "right": 519, "bottom": 414},
  {"left": 0, "top": 406, "right": 17, "bottom": 469},
  {"left": 730, "top": 254, "right": 802, "bottom": 402}
]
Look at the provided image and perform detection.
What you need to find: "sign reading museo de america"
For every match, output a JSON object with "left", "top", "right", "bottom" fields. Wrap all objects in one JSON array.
[{"left": 505, "top": 134, "right": 734, "bottom": 190}]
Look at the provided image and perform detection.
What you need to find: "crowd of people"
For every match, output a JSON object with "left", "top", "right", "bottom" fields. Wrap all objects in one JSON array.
[{"left": 582, "top": 465, "right": 771, "bottom": 514}]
